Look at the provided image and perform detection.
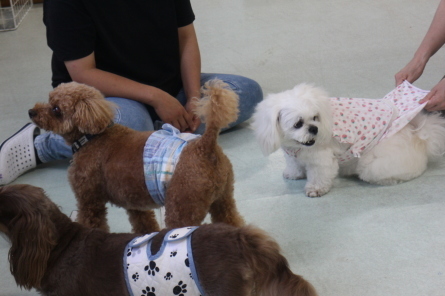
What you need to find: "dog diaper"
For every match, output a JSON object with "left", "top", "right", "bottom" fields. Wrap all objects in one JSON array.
[{"left": 143, "top": 124, "right": 201, "bottom": 205}]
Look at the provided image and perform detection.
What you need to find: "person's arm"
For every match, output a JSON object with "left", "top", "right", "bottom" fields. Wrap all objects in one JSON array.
[
  {"left": 178, "top": 23, "right": 202, "bottom": 132},
  {"left": 419, "top": 78, "right": 445, "bottom": 111},
  {"left": 65, "top": 53, "right": 194, "bottom": 131},
  {"left": 395, "top": 0, "right": 445, "bottom": 86}
]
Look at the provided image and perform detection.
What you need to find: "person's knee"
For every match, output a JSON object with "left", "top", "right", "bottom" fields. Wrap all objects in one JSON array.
[
  {"left": 200, "top": 73, "right": 263, "bottom": 126},
  {"left": 105, "top": 97, "right": 154, "bottom": 131},
  {"left": 201, "top": 73, "right": 263, "bottom": 103},
  {"left": 245, "top": 77, "right": 263, "bottom": 105},
  {"left": 236, "top": 77, "right": 263, "bottom": 118}
]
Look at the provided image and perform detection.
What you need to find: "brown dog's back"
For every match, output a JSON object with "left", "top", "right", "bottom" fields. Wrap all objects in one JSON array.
[{"left": 192, "top": 223, "right": 318, "bottom": 296}]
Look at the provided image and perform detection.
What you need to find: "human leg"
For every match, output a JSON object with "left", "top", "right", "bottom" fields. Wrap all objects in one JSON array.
[
  {"left": 106, "top": 97, "right": 155, "bottom": 132},
  {"left": 176, "top": 73, "right": 263, "bottom": 134},
  {"left": 202, "top": 73, "right": 263, "bottom": 129}
]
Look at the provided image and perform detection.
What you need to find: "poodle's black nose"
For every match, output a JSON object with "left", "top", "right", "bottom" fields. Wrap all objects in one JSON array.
[
  {"left": 308, "top": 125, "right": 318, "bottom": 135},
  {"left": 28, "top": 109, "right": 37, "bottom": 118}
]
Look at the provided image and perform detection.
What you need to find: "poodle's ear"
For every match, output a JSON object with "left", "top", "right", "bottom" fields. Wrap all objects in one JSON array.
[
  {"left": 250, "top": 95, "right": 283, "bottom": 155},
  {"left": 72, "top": 96, "right": 116, "bottom": 134},
  {"left": 0, "top": 185, "right": 57, "bottom": 290}
]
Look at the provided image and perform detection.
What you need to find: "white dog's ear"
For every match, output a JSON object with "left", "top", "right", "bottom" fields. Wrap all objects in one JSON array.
[{"left": 251, "top": 95, "right": 282, "bottom": 155}]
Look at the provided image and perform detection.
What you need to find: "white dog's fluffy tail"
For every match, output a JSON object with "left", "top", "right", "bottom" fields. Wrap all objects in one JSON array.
[{"left": 411, "top": 111, "right": 445, "bottom": 158}]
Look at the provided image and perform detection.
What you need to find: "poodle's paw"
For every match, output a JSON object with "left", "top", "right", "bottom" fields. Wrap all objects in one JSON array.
[
  {"left": 305, "top": 184, "right": 331, "bottom": 197},
  {"left": 283, "top": 168, "right": 305, "bottom": 180}
]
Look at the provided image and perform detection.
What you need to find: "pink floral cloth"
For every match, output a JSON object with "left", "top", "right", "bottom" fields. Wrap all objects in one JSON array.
[{"left": 331, "top": 81, "right": 428, "bottom": 163}]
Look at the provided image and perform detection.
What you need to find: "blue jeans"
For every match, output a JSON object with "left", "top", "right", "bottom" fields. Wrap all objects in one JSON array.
[{"left": 35, "top": 73, "right": 263, "bottom": 162}]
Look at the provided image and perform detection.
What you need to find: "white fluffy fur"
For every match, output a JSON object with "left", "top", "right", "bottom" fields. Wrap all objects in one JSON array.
[{"left": 251, "top": 83, "right": 445, "bottom": 197}]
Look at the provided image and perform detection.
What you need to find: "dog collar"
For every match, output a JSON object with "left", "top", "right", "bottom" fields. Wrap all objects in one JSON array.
[{"left": 71, "top": 122, "right": 114, "bottom": 154}]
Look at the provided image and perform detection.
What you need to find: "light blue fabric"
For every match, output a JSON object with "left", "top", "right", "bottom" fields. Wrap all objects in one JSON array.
[
  {"left": 34, "top": 73, "right": 262, "bottom": 162},
  {"left": 143, "top": 124, "right": 200, "bottom": 205}
]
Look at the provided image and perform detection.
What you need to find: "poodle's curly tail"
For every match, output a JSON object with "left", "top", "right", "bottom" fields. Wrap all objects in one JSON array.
[
  {"left": 238, "top": 225, "right": 318, "bottom": 296},
  {"left": 193, "top": 79, "right": 239, "bottom": 145}
]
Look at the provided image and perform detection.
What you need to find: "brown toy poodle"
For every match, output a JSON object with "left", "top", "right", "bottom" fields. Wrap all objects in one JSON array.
[
  {"left": 29, "top": 80, "right": 245, "bottom": 233},
  {"left": 0, "top": 184, "right": 318, "bottom": 296}
]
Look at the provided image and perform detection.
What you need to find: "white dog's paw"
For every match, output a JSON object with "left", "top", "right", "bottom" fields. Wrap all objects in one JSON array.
[{"left": 305, "top": 185, "right": 330, "bottom": 197}]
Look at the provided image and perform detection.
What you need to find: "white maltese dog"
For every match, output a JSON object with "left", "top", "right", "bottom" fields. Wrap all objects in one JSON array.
[{"left": 251, "top": 81, "right": 445, "bottom": 197}]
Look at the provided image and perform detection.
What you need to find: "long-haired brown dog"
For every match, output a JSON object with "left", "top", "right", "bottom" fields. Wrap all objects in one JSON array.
[
  {"left": 28, "top": 80, "right": 245, "bottom": 233},
  {"left": 0, "top": 184, "right": 317, "bottom": 296}
]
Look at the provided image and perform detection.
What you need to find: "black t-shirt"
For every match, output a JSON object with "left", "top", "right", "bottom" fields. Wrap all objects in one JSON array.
[{"left": 43, "top": 0, "right": 195, "bottom": 97}]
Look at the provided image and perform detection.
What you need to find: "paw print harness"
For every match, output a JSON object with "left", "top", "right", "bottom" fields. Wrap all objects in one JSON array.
[{"left": 124, "top": 226, "right": 204, "bottom": 296}]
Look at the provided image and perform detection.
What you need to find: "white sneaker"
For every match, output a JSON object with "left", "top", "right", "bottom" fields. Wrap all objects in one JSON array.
[{"left": 0, "top": 123, "right": 40, "bottom": 185}]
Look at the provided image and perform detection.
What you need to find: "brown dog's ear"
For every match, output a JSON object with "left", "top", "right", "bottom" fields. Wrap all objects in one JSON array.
[
  {"left": 72, "top": 96, "right": 116, "bottom": 134},
  {"left": 0, "top": 185, "right": 57, "bottom": 290}
]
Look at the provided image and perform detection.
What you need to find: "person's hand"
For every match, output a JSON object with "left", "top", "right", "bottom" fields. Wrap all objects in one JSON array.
[
  {"left": 419, "top": 78, "right": 445, "bottom": 111},
  {"left": 395, "top": 58, "right": 427, "bottom": 86},
  {"left": 184, "top": 99, "right": 201, "bottom": 133},
  {"left": 153, "top": 92, "right": 195, "bottom": 132}
]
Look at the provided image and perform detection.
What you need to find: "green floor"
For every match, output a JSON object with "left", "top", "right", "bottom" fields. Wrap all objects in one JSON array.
[{"left": 1, "top": 1, "right": 445, "bottom": 295}]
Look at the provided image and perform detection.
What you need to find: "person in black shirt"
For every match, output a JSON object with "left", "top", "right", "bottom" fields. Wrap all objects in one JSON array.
[{"left": 0, "top": 0, "right": 263, "bottom": 185}]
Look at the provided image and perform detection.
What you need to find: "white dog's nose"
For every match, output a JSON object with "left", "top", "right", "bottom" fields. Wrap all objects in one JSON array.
[{"left": 308, "top": 125, "right": 318, "bottom": 135}]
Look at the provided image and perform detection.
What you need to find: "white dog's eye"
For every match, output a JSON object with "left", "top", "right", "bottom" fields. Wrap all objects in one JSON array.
[
  {"left": 313, "top": 116, "right": 319, "bottom": 121},
  {"left": 294, "top": 120, "right": 303, "bottom": 129}
]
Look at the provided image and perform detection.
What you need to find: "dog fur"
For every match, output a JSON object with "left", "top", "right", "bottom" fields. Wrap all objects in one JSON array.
[
  {"left": 0, "top": 184, "right": 317, "bottom": 296},
  {"left": 29, "top": 80, "right": 245, "bottom": 233},
  {"left": 251, "top": 83, "right": 445, "bottom": 197}
]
